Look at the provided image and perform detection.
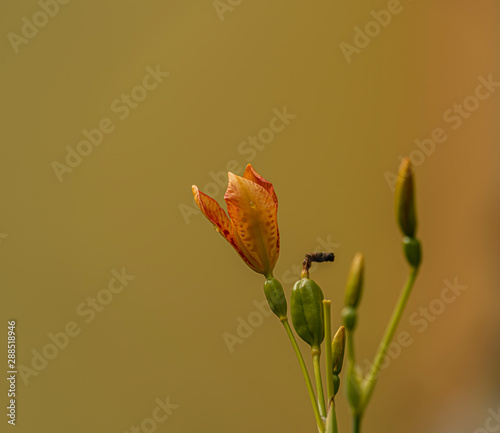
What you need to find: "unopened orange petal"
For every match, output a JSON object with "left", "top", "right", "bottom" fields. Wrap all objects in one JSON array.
[
  {"left": 243, "top": 164, "right": 278, "bottom": 205},
  {"left": 224, "top": 174, "right": 279, "bottom": 276},
  {"left": 191, "top": 185, "right": 261, "bottom": 273}
]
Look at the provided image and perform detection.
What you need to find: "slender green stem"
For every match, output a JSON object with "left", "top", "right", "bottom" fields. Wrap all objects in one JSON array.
[
  {"left": 281, "top": 319, "right": 325, "bottom": 433},
  {"left": 326, "top": 399, "right": 339, "bottom": 433},
  {"left": 323, "top": 301, "right": 334, "bottom": 403},
  {"left": 352, "top": 414, "right": 361, "bottom": 433},
  {"left": 312, "top": 349, "right": 327, "bottom": 418},
  {"left": 347, "top": 328, "right": 356, "bottom": 366},
  {"left": 323, "top": 300, "right": 339, "bottom": 433},
  {"left": 361, "top": 267, "right": 419, "bottom": 409}
]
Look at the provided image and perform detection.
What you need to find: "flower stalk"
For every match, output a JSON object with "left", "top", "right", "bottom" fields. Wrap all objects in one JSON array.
[
  {"left": 323, "top": 301, "right": 334, "bottom": 403},
  {"left": 312, "top": 347, "right": 327, "bottom": 418},
  {"left": 360, "top": 266, "right": 419, "bottom": 410},
  {"left": 191, "top": 160, "right": 424, "bottom": 433},
  {"left": 282, "top": 319, "right": 325, "bottom": 433}
]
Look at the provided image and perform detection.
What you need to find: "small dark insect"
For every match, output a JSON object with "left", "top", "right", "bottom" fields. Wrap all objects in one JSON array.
[
  {"left": 305, "top": 252, "right": 335, "bottom": 263},
  {"left": 302, "top": 252, "right": 335, "bottom": 277}
]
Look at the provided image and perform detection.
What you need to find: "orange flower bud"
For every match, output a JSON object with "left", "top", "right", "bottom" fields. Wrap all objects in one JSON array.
[{"left": 192, "top": 164, "right": 279, "bottom": 277}]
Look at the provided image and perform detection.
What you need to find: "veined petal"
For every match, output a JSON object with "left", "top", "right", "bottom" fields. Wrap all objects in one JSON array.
[
  {"left": 191, "top": 185, "right": 261, "bottom": 273},
  {"left": 243, "top": 164, "right": 278, "bottom": 205},
  {"left": 224, "top": 173, "right": 280, "bottom": 276}
]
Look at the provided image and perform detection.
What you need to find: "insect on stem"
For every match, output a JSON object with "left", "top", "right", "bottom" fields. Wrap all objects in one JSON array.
[{"left": 301, "top": 252, "right": 335, "bottom": 278}]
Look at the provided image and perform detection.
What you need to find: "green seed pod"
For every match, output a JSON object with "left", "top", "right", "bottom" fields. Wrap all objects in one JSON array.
[
  {"left": 341, "top": 306, "right": 357, "bottom": 331},
  {"left": 290, "top": 278, "right": 325, "bottom": 348},
  {"left": 332, "top": 326, "right": 346, "bottom": 375},
  {"left": 263, "top": 277, "right": 287, "bottom": 320},
  {"left": 344, "top": 253, "right": 364, "bottom": 308},
  {"left": 403, "top": 237, "right": 422, "bottom": 268},
  {"left": 395, "top": 158, "right": 417, "bottom": 238}
]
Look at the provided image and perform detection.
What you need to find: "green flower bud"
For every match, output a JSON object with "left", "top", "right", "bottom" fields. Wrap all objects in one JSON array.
[
  {"left": 344, "top": 253, "right": 364, "bottom": 308},
  {"left": 403, "top": 237, "right": 422, "bottom": 268},
  {"left": 341, "top": 306, "right": 357, "bottom": 331},
  {"left": 263, "top": 277, "right": 287, "bottom": 320},
  {"left": 332, "top": 326, "right": 346, "bottom": 375},
  {"left": 290, "top": 278, "right": 325, "bottom": 348},
  {"left": 395, "top": 158, "right": 417, "bottom": 238}
]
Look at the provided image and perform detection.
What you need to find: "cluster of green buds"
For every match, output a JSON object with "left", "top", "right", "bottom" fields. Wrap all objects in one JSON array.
[
  {"left": 289, "top": 253, "right": 346, "bottom": 433},
  {"left": 339, "top": 158, "right": 423, "bottom": 430},
  {"left": 263, "top": 252, "right": 346, "bottom": 433},
  {"left": 193, "top": 160, "right": 423, "bottom": 433}
]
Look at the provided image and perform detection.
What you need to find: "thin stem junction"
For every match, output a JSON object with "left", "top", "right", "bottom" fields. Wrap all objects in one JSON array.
[
  {"left": 361, "top": 267, "right": 419, "bottom": 409},
  {"left": 282, "top": 319, "right": 325, "bottom": 433}
]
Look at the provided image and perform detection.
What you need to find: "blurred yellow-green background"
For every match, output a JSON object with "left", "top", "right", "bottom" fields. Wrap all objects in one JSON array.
[{"left": 1, "top": 1, "right": 499, "bottom": 432}]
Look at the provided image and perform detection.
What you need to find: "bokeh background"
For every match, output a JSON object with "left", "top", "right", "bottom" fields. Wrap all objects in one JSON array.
[{"left": 1, "top": 1, "right": 499, "bottom": 432}]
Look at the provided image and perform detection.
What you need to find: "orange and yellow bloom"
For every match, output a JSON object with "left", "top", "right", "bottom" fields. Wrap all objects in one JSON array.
[{"left": 192, "top": 164, "right": 279, "bottom": 277}]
